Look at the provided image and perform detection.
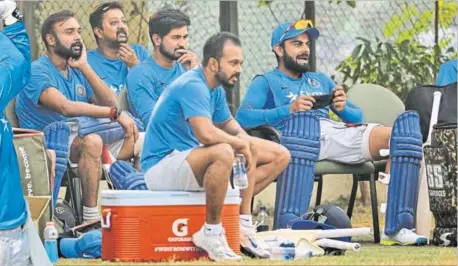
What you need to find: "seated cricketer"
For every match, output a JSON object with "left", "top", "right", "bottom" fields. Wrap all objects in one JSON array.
[
  {"left": 16, "top": 10, "right": 143, "bottom": 224},
  {"left": 141, "top": 32, "right": 290, "bottom": 260},
  {"left": 87, "top": 1, "right": 150, "bottom": 95},
  {"left": 127, "top": 8, "right": 198, "bottom": 126},
  {"left": 235, "top": 20, "right": 427, "bottom": 246}
]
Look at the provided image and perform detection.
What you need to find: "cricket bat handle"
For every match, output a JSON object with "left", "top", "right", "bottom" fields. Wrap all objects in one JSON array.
[{"left": 427, "top": 91, "right": 442, "bottom": 142}]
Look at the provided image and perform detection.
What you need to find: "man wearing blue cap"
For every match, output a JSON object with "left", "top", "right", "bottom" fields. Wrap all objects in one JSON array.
[
  {"left": 436, "top": 59, "right": 457, "bottom": 86},
  {"left": 236, "top": 20, "right": 427, "bottom": 246}
]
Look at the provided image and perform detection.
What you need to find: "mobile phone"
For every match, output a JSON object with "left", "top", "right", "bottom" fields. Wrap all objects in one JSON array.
[{"left": 312, "top": 94, "right": 334, "bottom": 109}]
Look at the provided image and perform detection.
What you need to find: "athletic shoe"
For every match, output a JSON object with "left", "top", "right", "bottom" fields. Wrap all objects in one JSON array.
[
  {"left": 381, "top": 228, "right": 428, "bottom": 246},
  {"left": 240, "top": 223, "right": 270, "bottom": 258},
  {"left": 192, "top": 226, "right": 242, "bottom": 261}
]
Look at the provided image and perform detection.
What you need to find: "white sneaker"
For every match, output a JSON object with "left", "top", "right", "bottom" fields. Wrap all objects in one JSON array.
[
  {"left": 240, "top": 224, "right": 270, "bottom": 258},
  {"left": 192, "top": 226, "right": 242, "bottom": 261},
  {"left": 381, "top": 228, "right": 427, "bottom": 246},
  {"left": 0, "top": 0, "right": 16, "bottom": 21}
]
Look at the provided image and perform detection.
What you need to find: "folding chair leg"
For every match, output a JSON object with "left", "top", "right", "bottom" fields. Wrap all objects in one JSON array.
[
  {"left": 347, "top": 174, "right": 359, "bottom": 218},
  {"left": 64, "top": 169, "right": 75, "bottom": 207},
  {"left": 72, "top": 177, "right": 83, "bottom": 226},
  {"left": 369, "top": 173, "right": 380, "bottom": 243},
  {"left": 315, "top": 175, "right": 323, "bottom": 206}
]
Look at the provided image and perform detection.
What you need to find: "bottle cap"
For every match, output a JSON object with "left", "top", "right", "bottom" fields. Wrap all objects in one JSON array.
[
  {"left": 46, "top": 221, "right": 55, "bottom": 227},
  {"left": 260, "top": 206, "right": 266, "bottom": 211}
]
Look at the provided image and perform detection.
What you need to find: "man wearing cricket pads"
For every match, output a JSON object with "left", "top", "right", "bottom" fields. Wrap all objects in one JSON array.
[
  {"left": 235, "top": 20, "right": 427, "bottom": 245},
  {"left": 141, "top": 32, "right": 290, "bottom": 260},
  {"left": 16, "top": 10, "right": 143, "bottom": 224}
]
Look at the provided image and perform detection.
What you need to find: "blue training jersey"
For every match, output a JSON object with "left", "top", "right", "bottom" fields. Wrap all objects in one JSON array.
[{"left": 0, "top": 22, "right": 31, "bottom": 229}]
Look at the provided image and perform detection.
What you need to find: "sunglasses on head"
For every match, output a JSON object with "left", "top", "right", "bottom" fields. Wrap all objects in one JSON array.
[{"left": 277, "top": 19, "right": 314, "bottom": 45}]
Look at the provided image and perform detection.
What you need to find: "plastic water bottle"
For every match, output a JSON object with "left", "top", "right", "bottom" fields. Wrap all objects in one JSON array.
[
  {"left": 44, "top": 221, "right": 59, "bottom": 263},
  {"left": 256, "top": 206, "right": 269, "bottom": 232},
  {"left": 232, "top": 154, "right": 248, "bottom": 189}
]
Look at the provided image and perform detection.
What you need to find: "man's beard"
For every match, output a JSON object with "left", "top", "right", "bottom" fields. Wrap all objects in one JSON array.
[
  {"left": 116, "top": 29, "right": 128, "bottom": 44},
  {"left": 105, "top": 29, "right": 128, "bottom": 49},
  {"left": 159, "top": 42, "right": 185, "bottom": 61},
  {"left": 215, "top": 66, "right": 241, "bottom": 89},
  {"left": 54, "top": 37, "right": 83, "bottom": 59},
  {"left": 283, "top": 50, "right": 310, "bottom": 73}
]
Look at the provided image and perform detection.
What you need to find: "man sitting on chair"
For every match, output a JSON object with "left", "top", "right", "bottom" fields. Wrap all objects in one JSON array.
[
  {"left": 235, "top": 20, "right": 427, "bottom": 246},
  {"left": 15, "top": 10, "right": 142, "bottom": 224},
  {"left": 87, "top": 1, "right": 150, "bottom": 96}
]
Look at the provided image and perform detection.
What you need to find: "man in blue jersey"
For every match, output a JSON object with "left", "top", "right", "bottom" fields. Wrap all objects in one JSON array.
[
  {"left": 141, "top": 32, "right": 290, "bottom": 260},
  {"left": 15, "top": 10, "right": 142, "bottom": 224},
  {"left": 127, "top": 8, "right": 198, "bottom": 126},
  {"left": 236, "top": 20, "right": 427, "bottom": 245},
  {"left": 0, "top": 0, "right": 34, "bottom": 264},
  {"left": 436, "top": 59, "right": 457, "bottom": 86},
  {"left": 87, "top": 2, "right": 150, "bottom": 95}
]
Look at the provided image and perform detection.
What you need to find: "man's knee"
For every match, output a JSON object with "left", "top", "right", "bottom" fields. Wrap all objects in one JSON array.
[
  {"left": 275, "top": 145, "right": 291, "bottom": 166},
  {"left": 80, "top": 134, "right": 103, "bottom": 156},
  {"left": 210, "top": 143, "right": 234, "bottom": 167}
]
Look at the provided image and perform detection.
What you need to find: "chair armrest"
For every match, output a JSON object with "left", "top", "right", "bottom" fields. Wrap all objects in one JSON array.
[{"left": 246, "top": 126, "right": 281, "bottom": 143}]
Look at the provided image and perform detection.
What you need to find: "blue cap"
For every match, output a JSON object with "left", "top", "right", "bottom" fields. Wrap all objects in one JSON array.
[
  {"left": 60, "top": 230, "right": 102, "bottom": 259},
  {"left": 271, "top": 21, "right": 320, "bottom": 48}
]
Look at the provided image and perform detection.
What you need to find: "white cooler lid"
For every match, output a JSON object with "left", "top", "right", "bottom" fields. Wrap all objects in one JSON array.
[{"left": 101, "top": 189, "right": 241, "bottom": 206}]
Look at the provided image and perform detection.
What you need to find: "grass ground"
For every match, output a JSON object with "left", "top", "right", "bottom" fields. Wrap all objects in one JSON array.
[{"left": 55, "top": 199, "right": 457, "bottom": 266}]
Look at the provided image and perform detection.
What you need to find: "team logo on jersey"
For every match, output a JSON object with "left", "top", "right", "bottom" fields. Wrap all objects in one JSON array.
[
  {"left": 308, "top": 78, "right": 320, "bottom": 88},
  {"left": 76, "top": 84, "right": 86, "bottom": 97}
]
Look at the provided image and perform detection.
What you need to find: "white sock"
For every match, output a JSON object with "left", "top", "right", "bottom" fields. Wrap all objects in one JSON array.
[
  {"left": 240, "top": 214, "right": 253, "bottom": 227},
  {"left": 204, "top": 222, "right": 223, "bottom": 236},
  {"left": 83, "top": 206, "right": 100, "bottom": 222}
]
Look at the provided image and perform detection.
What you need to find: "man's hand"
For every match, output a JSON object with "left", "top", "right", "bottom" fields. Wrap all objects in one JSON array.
[
  {"left": 289, "top": 95, "right": 315, "bottom": 113},
  {"left": 233, "top": 138, "right": 255, "bottom": 173},
  {"left": 236, "top": 134, "right": 257, "bottom": 168},
  {"left": 117, "top": 112, "right": 139, "bottom": 142},
  {"left": 176, "top": 49, "right": 198, "bottom": 70},
  {"left": 332, "top": 86, "right": 347, "bottom": 112},
  {"left": 119, "top": 43, "right": 140, "bottom": 68},
  {"left": 68, "top": 44, "right": 89, "bottom": 70}
]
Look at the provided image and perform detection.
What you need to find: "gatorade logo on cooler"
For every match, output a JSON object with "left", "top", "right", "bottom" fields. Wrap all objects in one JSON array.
[{"left": 172, "top": 218, "right": 189, "bottom": 237}]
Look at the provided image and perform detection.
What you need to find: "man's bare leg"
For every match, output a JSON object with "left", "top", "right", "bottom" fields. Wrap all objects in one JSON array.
[
  {"left": 186, "top": 143, "right": 234, "bottom": 224},
  {"left": 188, "top": 143, "right": 242, "bottom": 261},
  {"left": 368, "top": 126, "right": 392, "bottom": 174},
  {"left": 116, "top": 133, "right": 145, "bottom": 170},
  {"left": 70, "top": 134, "right": 103, "bottom": 223},
  {"left": 239, "top": 137, "right": 290, "bottom": 215},
  {"left": 238, "top": 137, "right": 290, "bottom": 258}
]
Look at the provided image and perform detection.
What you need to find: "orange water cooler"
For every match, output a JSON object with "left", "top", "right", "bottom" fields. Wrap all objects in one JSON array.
[{"left": 100, "top": 190, "right": 241, "bottom": 262}]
